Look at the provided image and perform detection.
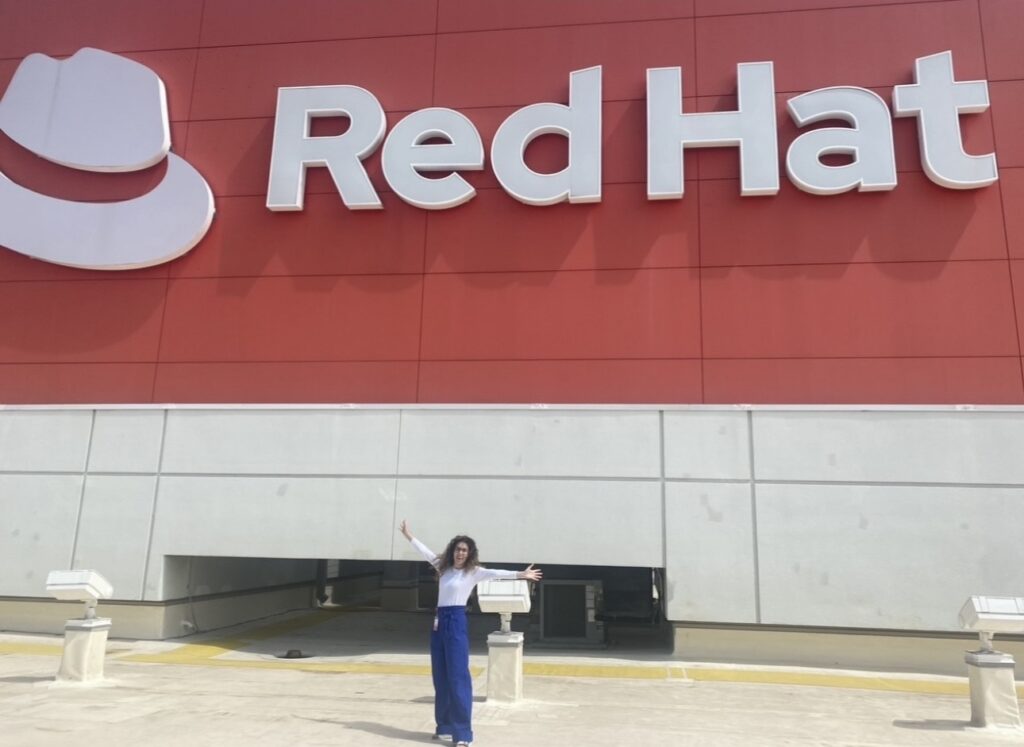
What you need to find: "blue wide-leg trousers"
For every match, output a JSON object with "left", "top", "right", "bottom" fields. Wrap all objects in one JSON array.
[{"left": 431, "top": 606, "right": 473, "bottom": 744}]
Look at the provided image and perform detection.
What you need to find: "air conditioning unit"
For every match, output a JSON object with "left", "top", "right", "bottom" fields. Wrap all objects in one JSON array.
[{"left": 538, "top": 580, "right": 605, "bottom": 646}]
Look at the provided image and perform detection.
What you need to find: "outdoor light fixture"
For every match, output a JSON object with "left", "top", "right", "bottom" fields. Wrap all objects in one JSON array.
[
  {"left": 958, "top": 596, "right": 1024, "bottom": 729},
  {"left": 45, "top": 569, "right": 113, "bottom": 619},
  {"left": 959, "top": 596, "right": 1024, "bottom": 650},
  {"left": 477, "top": 578, "right": 531, "bottom": 633}
]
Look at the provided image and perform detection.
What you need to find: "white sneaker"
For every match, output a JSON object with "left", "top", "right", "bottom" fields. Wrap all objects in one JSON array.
[{"left": 432, "top": 734, "right": 452, "bottom": 742}]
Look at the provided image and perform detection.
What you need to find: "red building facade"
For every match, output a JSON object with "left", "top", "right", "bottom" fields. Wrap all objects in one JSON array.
[{"left": 1, "top": 0, "right": 1022, "bottom": 407}]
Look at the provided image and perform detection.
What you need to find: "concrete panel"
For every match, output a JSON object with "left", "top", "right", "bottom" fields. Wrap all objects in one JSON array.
[
  {"left": 161, "top": 410, "right": 401, "bottom": 475},
  {"left": 754, "top": 411, "right": 1024, "bottom": 484},
  {"left": 672, "top": 625, "right": 1024, "bottom": 678},
  {"left": 144, "top": 475, "right": 396, "bottom": 599},
  {"left": 398, "top": 410, "right": 660, "bottom": 478},
  {"left": 71, "top": 475, "right": 157, "bottom": 600},
  {"left": 756, "top": 483, "right": 1024, "bottom": 631},
  {"left": 664, "top": 482, "right": 756, "bottom": 623},
  {"left": 664, "top": 411, "right": 750, "bottom": 480},
  {"left": 0, "top": 474, "right": 83, "bottom": 596},
  {"left": 0, "top": 586, "right": 315, "bottom": 639},
  {"left": 88, "top": 410, "right": 164, "bottom": 473},
  {"left": 394, "top": 478, "right": 662, "bottom": 567},
  {"left": 0, "top": 410, "right": 91, "bottom": 472}
]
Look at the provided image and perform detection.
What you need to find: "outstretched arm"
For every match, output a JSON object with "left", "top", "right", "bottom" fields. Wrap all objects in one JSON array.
[
  {"left": 475, "top": 562, "right": 543, "bottom": 583},
  {"left": 399, "top": 519, "right": 439, "bottom": 568}
]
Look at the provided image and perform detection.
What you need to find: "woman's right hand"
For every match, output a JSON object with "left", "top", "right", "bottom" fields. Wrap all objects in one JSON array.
[{"left": 399, "top": 519, "right": 412, "bottom": 540}]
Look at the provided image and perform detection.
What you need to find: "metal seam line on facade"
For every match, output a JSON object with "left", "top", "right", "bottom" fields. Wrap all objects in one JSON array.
[
  {"left": 139, "top": 409, "right": 170, "bottom": 603},
  {"left": 67, "top": 409, "right": 97, "bottom": 569},
  {"left": 747, "top": 410, "right": 762, "bottom": 625},
  {"left": 6, "top": 468, "right": 1024, "bottom": 490},
  {"left": 7, "top": 470, "right": 1024, "bottom": 492},
  {"left": 658, "top": 410, "right": 669, "bottom": 580},
  {"left": 388, "top": 408, "right": 406, "bottom": 560},
  {"left": 5, "top": 403, "right": 1024, "bottom": 412}
]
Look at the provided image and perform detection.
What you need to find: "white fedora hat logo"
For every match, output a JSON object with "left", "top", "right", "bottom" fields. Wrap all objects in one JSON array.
[{"left": 0, "top": 48, "right": 214, "bottom": 270}]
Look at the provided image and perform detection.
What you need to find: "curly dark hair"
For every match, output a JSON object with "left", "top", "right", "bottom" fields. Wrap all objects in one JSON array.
[{"left": 436, "top": 535, "right": 479, "bottom": 574}]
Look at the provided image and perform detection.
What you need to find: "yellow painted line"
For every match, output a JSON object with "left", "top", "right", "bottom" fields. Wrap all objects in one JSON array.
[
  {"left": 112, "top": 609, "right": 468, "bottom": 676},
  {"left": 122, "top": 610, "right": 344, "bottom": 664},
  {"left": 13, "top": 606, "right": 1023, "bottom": 697},
  {"left": 152, "top": 641, "right": 249, "bottom": 660},
  {"left": 0, "top": 642, "right": 63, "bottom": 657},
  {"left": 685, "top": 668, "right": 973, "bottom": 696},
  {"left": 123, "top": 654, "right": 475, "bottom": 677},
  {"left": 524, "top": 663, "right": 687, "bottom": 680},
  {"left": 525, "top": 662, "right": 1024, "bottom": 697},
  {"left": 5, "top": 636, "right": 1023, "bottom": 696},
  {"left": 235, "top": 610, "right": 341, "bottom": 641}
]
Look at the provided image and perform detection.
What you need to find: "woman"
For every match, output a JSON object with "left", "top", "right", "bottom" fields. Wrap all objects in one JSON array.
[{"left": 400, "top": 520, "right": 542, "bottom": 747}]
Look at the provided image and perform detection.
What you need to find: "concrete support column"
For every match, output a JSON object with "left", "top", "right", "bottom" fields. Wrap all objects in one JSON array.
[
  {"left": 486, "top": 631, "right": 524, "bottom": 702},
  {"left": 57, "top": 618, "right": 111, "bottom": 682},
  {"left": 964, "top": 650, "right": 1022, "bottom": 729}
]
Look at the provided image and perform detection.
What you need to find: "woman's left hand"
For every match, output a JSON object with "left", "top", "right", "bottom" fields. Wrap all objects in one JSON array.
[{"left": 520, "top": 564, "right": 542, "bottom": 582}]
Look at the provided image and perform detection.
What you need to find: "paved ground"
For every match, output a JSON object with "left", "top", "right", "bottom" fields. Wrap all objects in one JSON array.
[{"left": 1, "top": 609, "right": 1022, "bottom": 746}]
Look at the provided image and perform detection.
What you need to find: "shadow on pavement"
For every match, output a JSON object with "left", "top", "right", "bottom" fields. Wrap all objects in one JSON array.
[
  {"left": 292, "top": 714, "right": 428, "bottom": 741},
  {"left": 409, "top": 695, "right": 484, "bottom": 704},
  {"left": 892, "top": 719, "right": 972, "bottom": 731},
  {"left": 343, "top": 721, "right": 433, "bottom": 742}
]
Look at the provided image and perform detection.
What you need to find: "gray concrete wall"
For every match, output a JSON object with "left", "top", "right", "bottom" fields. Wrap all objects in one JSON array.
[{"left": 1, "top": 405, "right": 1021, "bottom": 635}]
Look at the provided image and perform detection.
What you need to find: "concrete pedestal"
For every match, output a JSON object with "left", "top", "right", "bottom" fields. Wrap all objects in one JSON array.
[
  {"left": 57, "top": 618, "right": 111, "bottom": 682},
  {"left": 486, "top": 631, "right": 524, "bottom": 702},
  {"left": 964, "top": 650, "right": 1022, "bottom": 729}
]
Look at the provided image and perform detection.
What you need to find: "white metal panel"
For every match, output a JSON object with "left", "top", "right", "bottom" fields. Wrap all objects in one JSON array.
[
  {"left": 88, "top": 410, "right": 164, "bottom": 473},
  {"left": 664, "top": 481, "right": 757, "bottom": 623},
  {"left": 394, "top": 478, "right": 662, "bottom": 567},
  {"left": 161, "top": 410, "right": 401, "bottom": 475},
  {"left": 754, "top": 411, "right": 1024, "bottom": 484},
  {"left": 0, "top": 474, "right": 83, "bottom": 596},
  {"left": 71, "top": 475, "right": 157, "bottom": 600},
  {"left": 147, "top": 475, "right": 397, "bottom": 571},
  {"left": 398, "top": 410, "right": 660, "bottom": 478},
  {"left": 664, "top": 411, "right": 750, "bottom": 480},
  {"left": 0, "top": 410, "right": 92, "bottom": 472},
  {"left": 756, "top": 483, "right": 1024, "bottom": 630}
]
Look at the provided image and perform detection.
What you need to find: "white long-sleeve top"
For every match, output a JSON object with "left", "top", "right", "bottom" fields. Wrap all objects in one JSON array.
[{"left": 411, "top": 537, "right": 519, "bottom": 607}]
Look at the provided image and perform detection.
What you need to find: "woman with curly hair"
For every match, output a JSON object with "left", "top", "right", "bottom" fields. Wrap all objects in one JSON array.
[{"left": 400, "top": 519, "right": 542, "bottom": 746}]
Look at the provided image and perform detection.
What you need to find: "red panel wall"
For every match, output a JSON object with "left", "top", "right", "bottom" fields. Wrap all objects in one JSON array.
[{"left": 0, "top": 0, "right": 1021, "bottom": 404}]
